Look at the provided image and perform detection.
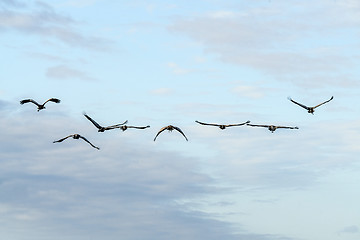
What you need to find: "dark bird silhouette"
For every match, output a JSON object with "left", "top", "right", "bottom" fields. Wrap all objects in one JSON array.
[
  {"left": 120, "top": 125, "right": 150, "bottom": 131},
  {"left": 288, "top": 96, "right": 333, "bottom": 114},
  {"left": 247, "top": 123, "right": 299, "bottom": 133},
  {"left": 53, "top": 134, "right": 100, "bottom": 150},
  {"left": 83, "top": 113, "right": 127, "bottom": 132},
  {"left": 154, "top": 125, "right": 188, "bottom": 141},
  {"left": 20, "top": 98, "right": 61, "bottom": 111},
  {"left": 195, "top": 120, "right": 250, "bottom": 130}
]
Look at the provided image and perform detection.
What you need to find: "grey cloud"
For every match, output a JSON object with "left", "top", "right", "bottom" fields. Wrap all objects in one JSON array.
[
  {"left": 0, "top": 0, "right": 112, "bottom": 51},
  {"left": 46, "top": 64, "right": 96, "bottom": 81},
  {"left": 338, "top": 225, "right": 359, "bottom": 234},
  {"left": 0, "top": 99, "right": 14, "bottom": 111},
  {"left": 0, "top": 0, "right": 26, "bottom": 8},
  {"left": 0, "top": 112, "right": 295, "bottom": 240},
  {"left": 26, "top": 51, "right": 67, "bottom": 62}
]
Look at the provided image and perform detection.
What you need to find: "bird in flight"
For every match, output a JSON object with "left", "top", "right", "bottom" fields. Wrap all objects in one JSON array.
[
  {"left": 195, "top": 120, "right": 250, "bottom": 130},
  {"left": 288, "top": 96, "right": 333, "bottom": 114},
  {"left": 154, "top": 125, "right": 188, "bottom": 141},
  {"left": 53, "top": 134, "right": 100, "bottom": 150},
  {"left": 247, "top": 123, "right": 299, "bottom": 133},
  {"left": 120, "top": 125, "right": 150, "bottom": 131},
  {"left": 20, "top": 98, "right": 61, "bottom": 111},
  {"left": 83, "top": 113, "right": 127, "bottom": 132}
]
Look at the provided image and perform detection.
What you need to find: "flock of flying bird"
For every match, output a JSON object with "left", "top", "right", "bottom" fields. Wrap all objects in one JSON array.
[{"left": 19, "top": 96, "right": 334, "bottom": 150}]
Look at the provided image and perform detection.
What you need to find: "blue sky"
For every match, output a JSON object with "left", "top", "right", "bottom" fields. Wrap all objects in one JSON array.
[{"left": 1, "top": 0, "right": 360, "bottom": 239}]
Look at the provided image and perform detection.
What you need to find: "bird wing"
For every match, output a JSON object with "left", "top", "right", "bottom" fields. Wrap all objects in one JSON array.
[
  {"left": 195, "top": 120, "right": 220, "bottom": 127},
  {"left": 104, "top": 120, "right": 129, "bottom": 129},
  {"left": 225, "top": 120, "right": 251, "bottom": 127},
  {"left": 53, "top": 135, "right": 73, "bottom": 143},
  {"left": 79, "top": 135, "right": 100, "bottom": 150},
  {"left": 84, "top": 113, "right": 102, "bottom": 129},
  {"left": 44, "top": 98, "right": 61, "bottom": 105},
  {"left": 313, "top": 96, "right": 334, "bottom": 109},
  {"left": 287, "top": 97, "right": 310, "bottom": 110},
  {"left": 247, "top": 123, "right": 269, "bottom": 128},
  {"left": 127, "top": 125, "right": 150, "bottom": 129},
  {"left": 173, "top": 126, "right": 188, "bottom": 141},
  {"left": 153, "top": 126, "right": 169, "bottom": 141},
  {"left": 276, "top": 126, "right": 299, "bottom": 130},
  {"left": 20, "top": 99, "right": 40, "bottom": 106}
]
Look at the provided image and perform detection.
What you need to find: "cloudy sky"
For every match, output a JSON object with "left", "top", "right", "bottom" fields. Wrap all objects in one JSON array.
[{"left": 1, "top": 0, "right": 360, "bottom": 239}]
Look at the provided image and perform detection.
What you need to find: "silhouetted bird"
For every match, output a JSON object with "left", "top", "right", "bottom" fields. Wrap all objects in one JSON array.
[
  {"left": 154, "top": 125, "right": 188, "bottom": 141},
  {"left": 288, "top": 96, "right": 333, "bottom": 114},
  {"left": 53, "top": 134, "right": 100, "bottom": 150},
  {"left": 20, "top": 98, "right": 60, "bottom": 111},
  {"left": 195, "top": 120, "right": 250, "bottom": 130},
  {"left": 84, "top": 113, "right": 127, "bottom": 132},
  {"left": 120, "top": 125, "right": 150, "bottom": 131},
  {"left": 247, "top": 123, "right": 299, "bottom": 133}
]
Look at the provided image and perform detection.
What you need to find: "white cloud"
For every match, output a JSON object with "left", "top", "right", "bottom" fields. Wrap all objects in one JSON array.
[
  {"left": 168, "top": 1, "right": 360, "bottom": 88},
  {"left": 232, "top": 85, "right": 265, "bottom": 99},
  {"left": 208, "top": 10, "right": 237, "bottom": 19},
  {"left": 167, "top": 62, "right": 194, "bottom": 75},
  {"left": 150, "top": 87, "right": 174, "bottom": 96}
]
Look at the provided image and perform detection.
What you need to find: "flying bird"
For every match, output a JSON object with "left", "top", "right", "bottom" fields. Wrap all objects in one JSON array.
[
  {"left": 247, "top": 123, "right": 299, "bottom": 133},
  {"left": 83, "top": 113, "right": 127, "bottom": 132},
  {"left": 53, "top": 134, "right": 100, "bottom": 150},
  {"left": 195, "top": 120, "right": 250, "bottom": 130},
  {"left": 154, "top": 125, "right": 188, "bottom": 141},
  {"left": 120, "top": 125, "right": 150, "bottom": 131},
  {"left": 20, "top": 98, "right": 61, "bottom": 111},
  {"left": 288, "top": 96, "right": 334, "bottom": 114}
]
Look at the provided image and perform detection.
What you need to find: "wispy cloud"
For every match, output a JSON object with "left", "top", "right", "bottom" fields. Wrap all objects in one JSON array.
[
  {"left": 0, "top": 0, "right": 27, "bottom": 8},
  {"left": 338, "top": 225, "right": 359, "bottom": 234},
  {"left": 46, "top": 64, "right": 96, "bottom": 81},
  {"left": 168, "top": 1, "right": 360, "bottom": 88},
  {"left": 150, "top": 87, "right": 174, "bottom": 96},
  {"left": 167, "top": 62, "right": 194, "bottom": 75},
  {"left": 0, "top": 0, "right": 113, "bottom": 51},
  {"left": 59, "top": 0, "right": 99, "bottom": 8},
  {"left": 232, "top": 85, "right": 266, "bottom": 99}
]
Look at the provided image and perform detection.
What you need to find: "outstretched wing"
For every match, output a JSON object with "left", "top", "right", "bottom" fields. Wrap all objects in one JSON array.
[
  {"left": 173, "top": 126, "right": 188, "bottom": 141},
  {"left": 276, "top": 126, "right": 299, "bottom": 130},
  {"left": 313, "top": 96, "right": 334, "bottom": 109},
  {"left": 20, "top": 99, "right": 40, "bottom": 106},
  {"left": 225, "top": 120, "right": 251, "bottom": 127},
  {"left": 153, "top": 126, "right": 169, "bottom": 141},
  {"left": 83, "top": 113, "right": 102, "bottom": 130},
  {"left": 287, "top": 97, "right": 310, "bottom": 110},
  {"left": 53, "top": 135, "right": 74, "bottom": 143},
  {"left": 127, "top": 125, "right": 150, "bottom": 129},
  {"left": 79, "top": 135, "right": 100, "bottom": 150},
  {"left": 104, "top": 120, "right": 129, "bottom": 129},
  {"left": 247, "top": 123, "right": 270, "bottom": 128},
  {"left": 43, "top": 98, "right": 61, "bottom": 105},
  {"left": 195, "top": 120, "right": 220, "bottom": 127}
]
